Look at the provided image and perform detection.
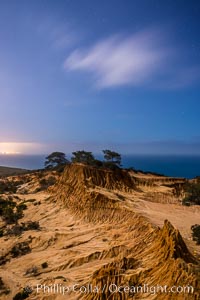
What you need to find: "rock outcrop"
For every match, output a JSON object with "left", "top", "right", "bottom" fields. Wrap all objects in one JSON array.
[
  {"left": 1, "top": 164, "right": 199, "bottom": 300},
  {"left": 53, "top": 164, "right": 200, "bottom": 299}
]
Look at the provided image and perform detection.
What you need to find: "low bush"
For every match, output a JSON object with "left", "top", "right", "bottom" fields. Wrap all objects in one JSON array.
[
  {"left": 17, "top": 203, "right": 27, "bottom": 210},
  {"left": 41, "top": 262, "right": 48, "bottom": 268},
  {"left": 182, "top": 182, "right": 200, "bottom": 205},
  {"left": 0, "top": 180, "right": 23, "bottom": 194},
  {"left": 0, "top": 277, "right": 10, "bottom": 295},
  {"left": 0, "top": 198, "right": 27, "bottom": 225},
  {"left": 13, "top": 290, "right": 30, "bottom": 300},
  {"left": 191, "top": 224, "right": 200, "bottom": 245},
  {"left": 6, "top": 225, "right": 23, "bottom": 236},
  {"left": 5, "top": 221, "right": 40, "bottom": 236},
  {"left": 25, "top": 266, "right": 38, "bottom": 275},
  {"left": 25, "top": 221, "right": 40, "bottom": 230},
  {"left": 10, "top": 242, "right": 31, "bottom": 258}
]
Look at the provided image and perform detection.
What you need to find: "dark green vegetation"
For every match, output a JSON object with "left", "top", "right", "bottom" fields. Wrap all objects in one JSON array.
[
  {"left": 0, "top": 277, "right": 10, "bottom": 296},
  {"left": 71, "top": 150, "right": 95, "bottom": 164},
  {"left": 41, "top": 261, "right": 48, "bottom": 268},
  {"left": 13, "top": 289, "right": 30, "bottom": 300},
  {"left": 44, "top": 151, "right": 69, "bottom": 170},
  {"left": 0, "top": 179, "right": 24, "bottom": 194},
  {"left": 38, "top": 176, "right": 57, "bottom": 189},
  {"left": 10, "top": 241, "right": 31, "bottom": 258},
  {"left": 0, "top": 196, "right": 27, "bottom": 224},
  {"left": 102, "top": 149, "right": 121, "bottom": 167},
  {"left": 4, "top": 221, "right": 40, "bottom": 236},
  {"left": 0, "top": 238, "right": 32, "bottom": 266},
  {"left": 45, "top": 149, "right": 122, "bottom": 170},
  {"left": 0, "top": 196, "right": 40, "bottom": 238},
  {"left": 191, "top": 224, "right": 200, "bottom": 245},
  {"left": 182, "top": 179, "right": 200, "bottom": 205}
]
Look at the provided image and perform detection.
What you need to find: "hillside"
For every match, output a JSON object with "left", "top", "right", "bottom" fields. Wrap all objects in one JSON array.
[
  {"left": 0, "top": 166, "right": 29, "bottom": 177},
  {"left": 0, "top": 164, "right": 199, "bottom": 299}
]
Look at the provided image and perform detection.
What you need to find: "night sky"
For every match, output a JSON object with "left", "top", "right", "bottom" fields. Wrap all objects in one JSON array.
[{"left": 0, "top": 0, "right": 200, "bottom": 155}]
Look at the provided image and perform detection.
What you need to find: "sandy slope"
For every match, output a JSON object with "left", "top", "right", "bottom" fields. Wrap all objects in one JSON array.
[
  {"left": 1, "top": 191, "right": 133, "bottom": 299},
  {"left": 0, "top": 165, "right": 199, "bottom": 300}
]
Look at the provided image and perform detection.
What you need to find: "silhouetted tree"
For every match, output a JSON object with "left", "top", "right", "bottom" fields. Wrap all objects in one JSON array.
[
  {"left": 71, "top": 150, "right": 95, "bottom": 165},
  {"left": 44, "top": 152, "right": 69, "bottom": 170},
  {"left": 102, "top": 149, "right": 121, "bottom": 167}
]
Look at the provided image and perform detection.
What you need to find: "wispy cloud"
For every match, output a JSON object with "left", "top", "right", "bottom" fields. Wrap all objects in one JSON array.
[{"left": 64, "top": 29, "right": 200, "bottom": 89}]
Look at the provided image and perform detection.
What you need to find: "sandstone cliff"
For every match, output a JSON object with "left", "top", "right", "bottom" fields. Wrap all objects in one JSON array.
[
  {"left": 0, "top": 164, "right": 199, "bottom": 300},
  {"left": 52, "top": 164, "right": 200, "bottom": 300}
]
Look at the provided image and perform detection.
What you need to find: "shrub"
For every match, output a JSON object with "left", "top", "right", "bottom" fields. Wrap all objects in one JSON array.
[
  {"left": 0, "top": 181, "right": 18, "bottom": 194},
  {"left": 191, "top": 224, "right": 200, "bottom": 245},
  {"left": 10, "top": 242, "right": 31, "bottom": 258},
  {"left": 0, "top": 197, "right": 16, "bottom": 214},
  {"left": 17, "top": 203, "right": 27, "bottom": 210},
  {"left": 39, "top": 178, "right": 47, "bottom": 186},
  {"left": 182, "top": 182, "right": 200, "bottom": 205},
  {"left": 0, "top": 197, "right": 27, "bottom": 224},
  {"left": 103, "top": 161, "right": 120, "bottom": 170},
  {"left": 13, "top": 290, "right": 29, "bottom": 300},
  {"left": 0, "top": 277, "right": 4, "bottom": 288},
  {"left": 0, "top": 277, "right": 10, "bottom": 295},
  {"left": 25, "top": 266, "right": 38, "bottom": 275},
  {"left": 92, "top": 159, "right": 103, "bottom": 167},
  {"left": 41, "top": 262, "right": 48, "bottom": 268},
  {"left": 5, "top": 221, "right": 40, "bottom": 236},
  {"left": 2, "top": 207, "right": 18, "bottom": 224},
  {"left": 25, "top": 221, "right": 40, "bottom": 230},
  {"left": 6, "top": 225, "right": 23, "bottom": 236},
  {"left": 182, "top": 198, "right": 191, "bottom": 206}
]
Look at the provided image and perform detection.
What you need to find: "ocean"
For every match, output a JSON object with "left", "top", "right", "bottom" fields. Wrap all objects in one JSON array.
[
  {"left": 0, "top": 154, "right": 200, "bottom": 179},
  {"left": 122, "top": 155, "right": 200, "bottom": 179},
  {"left": 0, "top": 154, "right": 46, "bottom": 170}
]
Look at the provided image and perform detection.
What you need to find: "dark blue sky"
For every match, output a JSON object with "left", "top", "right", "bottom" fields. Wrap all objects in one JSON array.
[{"left": 0, "top": 0, "right": 200, "bottom": 154}]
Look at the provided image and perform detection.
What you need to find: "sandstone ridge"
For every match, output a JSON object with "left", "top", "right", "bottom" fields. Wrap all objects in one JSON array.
[
  {"left": 52, "top": 164, "right": 200, "bottom": 299},
  {"left": 0, "top": 164, "right": 199, "bottom": 300}
]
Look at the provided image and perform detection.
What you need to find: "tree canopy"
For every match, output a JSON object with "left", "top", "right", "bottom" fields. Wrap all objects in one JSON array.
[
  {"left": 44, "top": 152, "right": 69, "bottom": 169},
  {"left": 71, "top": 150, "right": 95, "bottom": 165},
  {"left": 102, "top": 149, "right": 121, "bottom": 167},
  {"left": 44, "top": 149, "right": 122, "bottom": 170}
]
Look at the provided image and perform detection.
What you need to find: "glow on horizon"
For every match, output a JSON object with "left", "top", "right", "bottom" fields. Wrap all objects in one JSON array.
[
  {"left": 0, "top": 142, "right": 47, "bottom": 154},
  {"left": 0, "top": 151, "right": 21, "bottom": 155}
]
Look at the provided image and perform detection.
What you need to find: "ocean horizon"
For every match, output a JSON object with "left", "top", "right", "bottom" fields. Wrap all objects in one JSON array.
[{"left": 0, "top": 154, "right": 200, "bottom": 179}]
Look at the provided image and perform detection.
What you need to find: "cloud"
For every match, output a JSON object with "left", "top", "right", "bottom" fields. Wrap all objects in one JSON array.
[{"left": 64, "top": 29, "right": 200, "bottom": 89}]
